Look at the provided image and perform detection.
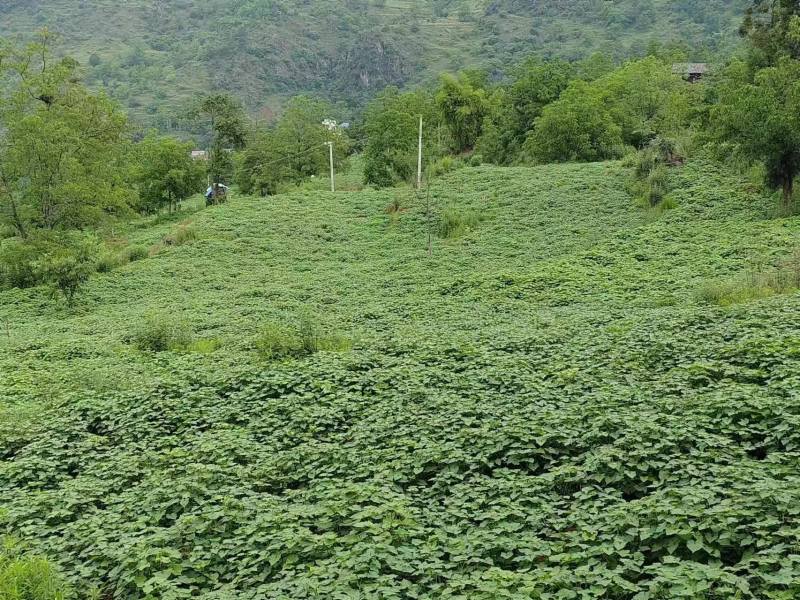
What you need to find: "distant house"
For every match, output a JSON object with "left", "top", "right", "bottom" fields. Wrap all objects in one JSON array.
[
  {"left": 672, "top": 63, "right": 709, "bottom": 83},
  {"left": 191, "top": 150, "right": 208, "bottom": 161}
]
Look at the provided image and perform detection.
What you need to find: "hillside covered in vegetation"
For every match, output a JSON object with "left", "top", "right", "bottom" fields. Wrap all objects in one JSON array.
[
  {"left": 3, "top": 160, "right": 800, "bottom": 597},
  {"left": 0, "top": 0, "right": 748, "bottom": 128}
]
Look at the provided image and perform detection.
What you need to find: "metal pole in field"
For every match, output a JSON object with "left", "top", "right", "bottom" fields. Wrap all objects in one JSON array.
[
  {"left": 417, "top": 115, "right": 423, "bottom": 190},
  {"left": 328, "top": 142, "right": 335, "bottom": 192}
]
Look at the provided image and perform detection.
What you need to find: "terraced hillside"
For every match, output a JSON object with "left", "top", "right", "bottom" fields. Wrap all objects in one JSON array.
[
  {"left": 2, "top": 161, "right": 800, "bottom": 597},
  {"left": 0, "top": 0, "right": 748, "bottom": 129}
]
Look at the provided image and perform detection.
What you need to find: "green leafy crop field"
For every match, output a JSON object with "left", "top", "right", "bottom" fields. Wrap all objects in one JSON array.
[{"left": 2, "top": 161, "right": 800, "bottom": 597}]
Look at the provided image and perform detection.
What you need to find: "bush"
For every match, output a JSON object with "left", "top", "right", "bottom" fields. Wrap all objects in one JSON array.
[
  {"left": 629, "top": 137, "right": 682, "bottom": 207},
  {"left": 254, "top": 317, "right": 350, "bottom": 360},
  {"left": 163, "top": 224, "right": 198, "bottom": 246},
  {"left": 0, "top": 239, "right": 41, "bottom": 289},
  {"left": 438, "top": 207, "right": 482, "bottom": 239},
  {"left": 129, "top": 313, "right": 193, "bottom": 352},
  {"left": 34, "top": 235, "right": 99, "bottom": 306},
  {"left": 0, "top": 537, "right": 69, "bottom": 600},
  {"left": 122, "top": 244, "right": 149, "bottom": 263}
]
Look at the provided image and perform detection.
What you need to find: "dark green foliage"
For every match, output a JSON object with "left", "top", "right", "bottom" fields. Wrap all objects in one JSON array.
[
  {"left": 0, "top": 32, "right": 133, "bottom": 238},
  {"left": 0, "top": 233, "right": 98, "bottom": 305},
  {"left": 711, "top": 57, "right": 800, "bottom": 211},
  {"left": 34, "top": 235, "right": 99, "bottom": 306},
  {"left": 629, "top": 137, "right": 683, "bottom": 207},
  {"left": 194, "top": 94, "right": 248, "bottom": 186},
  {"left": 525, "top": 80, "right": 624, "bottom": 163},
  {"left": 741, "top": 0, "right": 800, "bottom": 65},
  {"left": 3, "top": 162, "right": 800, "bottom": 597},
  {"left": 0, "top": 1, "right": 748, "bottom": 130},
  {"left": 478, "top": 59, "right": 575, "bottom": 165}
]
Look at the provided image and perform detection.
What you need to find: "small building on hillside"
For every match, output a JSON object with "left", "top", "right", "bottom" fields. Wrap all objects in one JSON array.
[
  {"left": 191, "top": 150, "right": 209, "bottom": 161},
  {"left": 672, "top": 63, "right": 709, "bottom": 83}
]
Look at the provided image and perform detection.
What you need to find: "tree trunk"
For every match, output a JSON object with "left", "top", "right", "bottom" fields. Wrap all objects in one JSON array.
[{"left": 783, "top": 176, "right": 794, "bottom": 214}]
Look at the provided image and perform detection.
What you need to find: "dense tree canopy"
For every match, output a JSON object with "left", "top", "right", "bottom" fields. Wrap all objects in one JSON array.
[{"left": 0, "top": 31, "right": 132, "bottom": 238}]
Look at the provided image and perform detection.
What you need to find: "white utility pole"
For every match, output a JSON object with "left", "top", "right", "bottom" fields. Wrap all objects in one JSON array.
[
  {"left": 328, "top": 142, "right": 335, "bottom": 192},
  {"left": 417, "top": 115, "right": 423, "bottom": 190}
]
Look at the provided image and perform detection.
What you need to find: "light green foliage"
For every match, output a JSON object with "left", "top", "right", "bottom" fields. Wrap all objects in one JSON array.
[
  {"left": 33, "top": 234, "right": 99, "bottom": 306},
  {"left": 194, "top": 94, "right": 247, "bottom": 185},
  {"left": 363, "top": 88, "right": 441, "bottom": 188},
  {"left": 129, "top": 312, "right": 193, "bottom": 352},
  {"left": 0, "top": 32, "right": 133, "bottom": 238},
  {"left": 0, "top": 233, "right": 98, "bottom": 305},
  {"left": 436, "top": 71, "right": 490, "bottom": 153},
  {"left": 254, "top": 317, "right": 351, "bottom": 360},
  {"left": 0, "top": 538, "right": 68, "bottom": 600},
  {"left": 133, "top": 133, "right": 205, "bottom": 214},
  {"left": 438, "top": 206, "right": 482, "bottom": 238},
  {"left": 2, "top": 161, "right": 800, "bottom": 597},
  {"left": 236, "top": 96, "right": 348, "bottom": 195},
  {"left": 524, "top": 80, "right": 624, "bottom": 162},
  {"left": 629, "top": 137, "right": 683, "bottom": 206},
  {"left": 596, "top": 56, "right": 695, "bottom": 147},
  {"left": 711, "top": 57, "right": 800, "bottom": 211}
]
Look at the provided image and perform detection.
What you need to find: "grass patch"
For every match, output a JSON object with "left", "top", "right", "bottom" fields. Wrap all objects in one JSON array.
[
  {"left": 438, "top": 207, "right": 482, "bottom": 239},
  {"left": 128, "top": 313, "right": 194, "bottom": 352},
  {"left": 254, "top": 317, "right": 351, "bottom": 360},
  {"left": 696, "top": 251, "right": 800, "bottom": 305},
  {"left": 163, "top": 223, "right": 198, "bottom": 247},
  {"left": 0, "top": 538, "right": 68, "bottom": 600}
]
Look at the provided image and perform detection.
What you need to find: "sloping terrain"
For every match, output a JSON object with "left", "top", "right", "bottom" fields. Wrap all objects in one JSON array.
[
  {"left": 0, "top": 0, "right": 748, "bottom": 129},
  {"left": 2, "top": 162, "right": 800, "bottom": 597}
]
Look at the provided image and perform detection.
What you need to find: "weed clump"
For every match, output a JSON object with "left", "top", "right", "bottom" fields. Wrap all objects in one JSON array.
[
  {"left": 163, "top": 224, "right": 198, "bottom": 247},
  {"left": 0, "top": 537, "right": 69, "bottom": 600},
  {"left": 696, "top": 251, "right": 800, "bottom": 305},
  {"left": 129, "top": 313, "right": 193, "bottom": 352},
  {"left": 254, "top": 317, "right": 351, "bottom": 360},
  {"left": 438, "top": 207, "right": 482, "bottom": 239}
]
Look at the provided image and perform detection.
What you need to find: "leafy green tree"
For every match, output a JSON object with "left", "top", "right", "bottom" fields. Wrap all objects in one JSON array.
[
  {"left": 0, "top": 31, "right": 133, "bottom": 239},
  {"left": 711, "top": 57, "right": 800, "bottom": 210},
  {"left": 134, "top": 134, "right": 205, "bottom": 213},
  {"left": 741, "top": 0, "right": 800, "bottom": 66},
  {"left": 478, "top": 59, "right": 575, "bottom": 164},
  {"left": 362, "top": 87, "right": 440, "bottom": 187},
  {"left": 436, "top": 71, "right": 489, "bottom": 153},
  {"left": 596, "top": 56, "right": 694, "bottom": 148},
  {"left": 194, "top": 94, "right": 247, "bottom": 185},
  {"left": 235, "top": 96, "right": 348, "bottom": 195},
  {"left": 524, "top": 80, "right": 623, "bottom": 163}
]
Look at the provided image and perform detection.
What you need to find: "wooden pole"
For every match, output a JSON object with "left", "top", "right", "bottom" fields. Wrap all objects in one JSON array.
[
  {"left": 328, "top": 142, "right": 335, "bottom": 193},
  {"left": 417, "top": 115, "right": 423, "bottom": 190}
]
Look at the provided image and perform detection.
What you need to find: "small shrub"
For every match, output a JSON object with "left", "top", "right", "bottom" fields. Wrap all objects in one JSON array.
[
  {"left": 0, "top": 537, "right": 68, "bottom": 600},
  {"left": 163, "top": 224, "right": 198, "bottom": 246},
  {"left": 96, "top": 251, "right": 124, "bottom": 273},
  {"left": 129, "top": 313, "right": 193, "bottom": 352},
  {"left": 438, "top": 207, "right": 482, "bottom": 239},
  {"left": 0, "top": 240, "right": 40, "bottom": 289},
  {"left": 254, "top": 317, "right": 350, "bottom": 360},
  {"left": 35, "top": 235, "right": 99, "bottom": 306},
  {"left": 122, "top": 245, "right": 149, "bottom": 263},
  {"left": 430, "top": 156, "right": 463, "bottom": 177}
]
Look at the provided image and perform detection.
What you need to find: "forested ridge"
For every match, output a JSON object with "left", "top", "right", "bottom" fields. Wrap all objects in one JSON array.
[{"left": 0, "top": 0, "right": 747, "bottom": 129}]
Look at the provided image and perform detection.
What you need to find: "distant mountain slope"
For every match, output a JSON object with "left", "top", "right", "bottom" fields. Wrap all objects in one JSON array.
[{"left": 0, "top": 0, "right": 748, "bottom": 130}]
